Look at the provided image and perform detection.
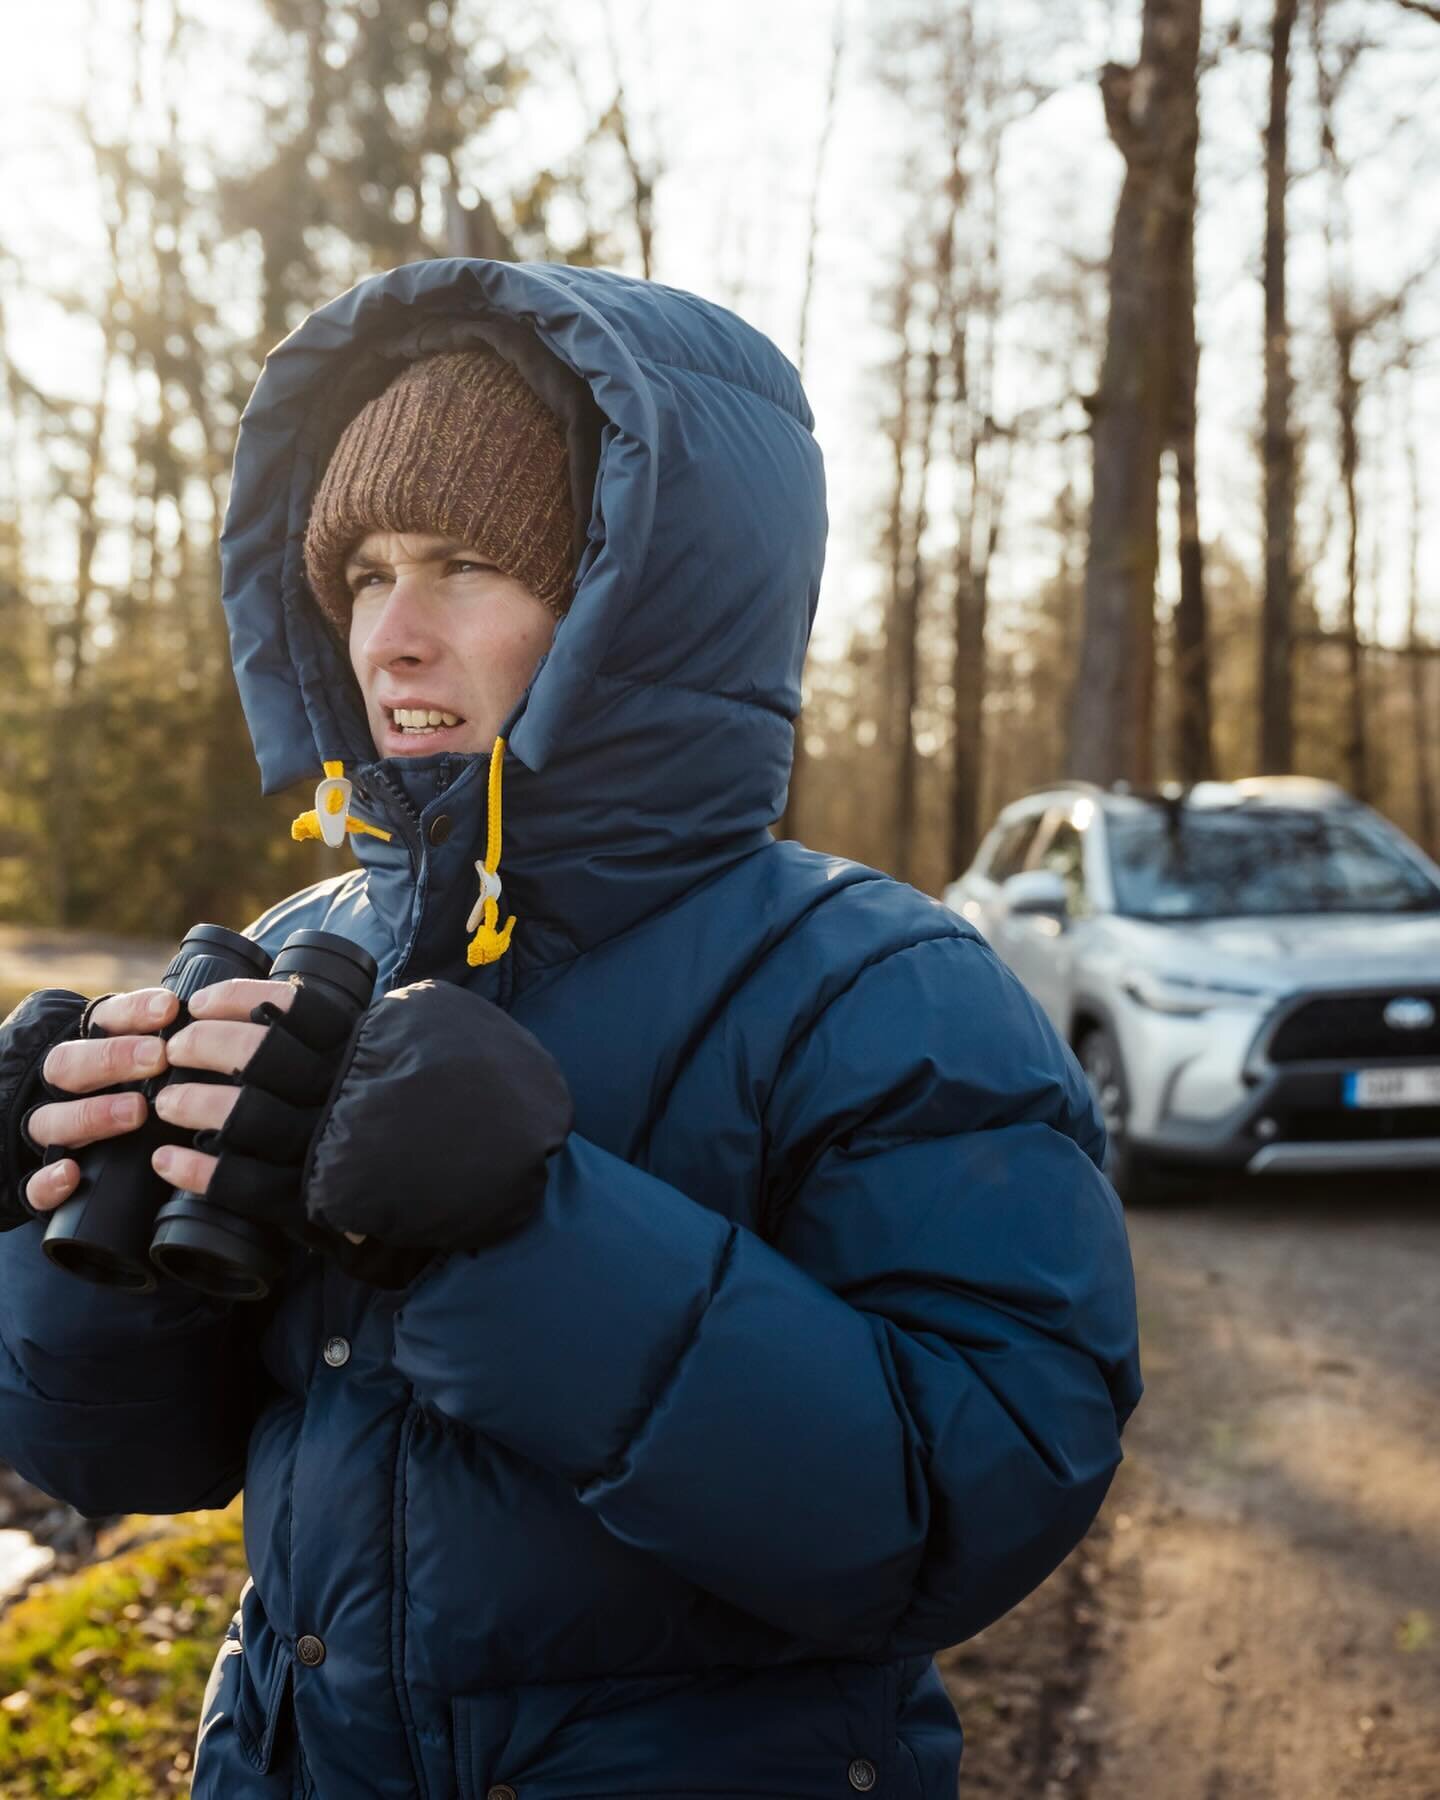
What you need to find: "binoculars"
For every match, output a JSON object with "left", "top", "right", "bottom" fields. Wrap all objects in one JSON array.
[{"left": 40, "top": 923, "right": 377, "bottom": 1303}]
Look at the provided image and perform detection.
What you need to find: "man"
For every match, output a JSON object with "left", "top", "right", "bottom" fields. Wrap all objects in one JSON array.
[{"left": 0, "top": 259, "right": 1140, "bottom": 1798}]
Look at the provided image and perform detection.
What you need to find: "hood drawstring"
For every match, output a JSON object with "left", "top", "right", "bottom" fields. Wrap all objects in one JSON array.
[
  {"left": 466, "top": 737, "right": 515, "bottom": 966},
  {"left": 286, "top": 746, "right": 516, "bottom": 967},
  {"left": 291, "top": 762, "right": 394, "bottom": 849}
]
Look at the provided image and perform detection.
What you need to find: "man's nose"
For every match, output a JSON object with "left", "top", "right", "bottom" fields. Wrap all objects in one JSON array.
[{"left": 359, "top": 577, "right": 436, "bottom": 666}]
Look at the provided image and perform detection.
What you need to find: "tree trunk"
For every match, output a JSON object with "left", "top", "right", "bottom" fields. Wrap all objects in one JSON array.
[
  {"left": 949, "top": 559, "right": 988, "bottom": 873},
  {"left": 878, "top": 261, "right": 918, "bottom": 869},
  {"left": 780, "top": 3, "right": 846, "bottom": 841},
  {"left": 1068, "top": 0, "right": 1203, "bottom": 786},
  {"left": 1172, "top": 207, "right": 1213, "bottom": 784},
  {"left": 1405, "top": 428, "right": 1435, "bottom": 851},
  {"left": 946, "top": 94, "right": 1006, "bottom": 878},
  {"left": 1333, "top": 315, "right": 1368, "bottom": 797},
  {"left": 444, "top": 185, "right": 517, "bottom": 260},
  {"left": 1259, "top": 0, "right": 1299, "bottom": 773},
  {"left": 892, "top": 314, "right": 942, "bottom": 883}
]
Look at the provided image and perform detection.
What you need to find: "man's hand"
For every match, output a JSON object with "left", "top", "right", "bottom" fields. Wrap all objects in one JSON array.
[
  {"left": 149, "top": 980, "right": 299, "bottom": 1197},
  {"left": 24, "top": 981, "right": 299, "bottom": 1213},
  {"left": 33, "top": 976, "right": 571, "bottom": 1266},
  {"left": 24, "top": 988, "right": 179, "bottom": 1214}
]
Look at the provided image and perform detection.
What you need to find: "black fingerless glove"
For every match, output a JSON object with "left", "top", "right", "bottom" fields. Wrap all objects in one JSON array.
[
  {"left": 0, "top": 989, "right": 91, "bottom": 1230},
  {"left": 198, "top": 978, "right": 573, "bottom": 1285}
]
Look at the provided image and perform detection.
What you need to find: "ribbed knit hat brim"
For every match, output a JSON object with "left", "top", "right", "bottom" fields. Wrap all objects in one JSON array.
[{"left": 303, "top": 347, "right": 577, "bottom": 629}]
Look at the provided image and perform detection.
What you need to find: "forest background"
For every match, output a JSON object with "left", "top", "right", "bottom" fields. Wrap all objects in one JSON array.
[{"left": 2, "top": 0, "right": 1438, "bottom": 937}]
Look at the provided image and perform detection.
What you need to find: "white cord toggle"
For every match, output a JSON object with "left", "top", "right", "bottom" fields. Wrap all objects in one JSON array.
[
  {"left": 465, "top": 861, "right": 504, "bottom": 934},
  {"left": 314, "top": 771, "right": 353, "bottom": 849}
]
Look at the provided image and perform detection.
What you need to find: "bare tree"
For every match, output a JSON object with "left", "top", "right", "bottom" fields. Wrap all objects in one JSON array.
[
  {"left": 1171, "top": 175, "right": 1213, "bottom": 783},
  {"left": 445, "top": 188, "right": 518, "bottom": 260},
  {"left": 1312, "top": 0, "right": 1370, "bottom": 795},
  {"left": 891, "top": 236, "right": 950, "bottom": 882},
  {"left": 945, "top": 97, "right": 1010, "bottom": 876},
  {"left": 1310, "top": 0, "right": 1439, "bottom": 799},
  {"left": 608, "top": 2, "right": 663, "bottom": 276},
  {"left": 1068, "top": 0, "right": 1204, "bottom": 786},
  {"left": 1404, "top": 409, "right": 1436, "bottom": 851},
  {"left": 781, "top": 2, "right": 848, "bottom": 841},
  {"left": 880, "top": 255, "right": 920, "bottom": 794},
  {"left": 1258, "top": 0, "right": 1299, "bottom": 775}
]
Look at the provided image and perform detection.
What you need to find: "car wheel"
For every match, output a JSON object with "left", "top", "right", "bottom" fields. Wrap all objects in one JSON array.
[{"left": 1077, "top": 1024, "right": 1157, "bottom": 1205}]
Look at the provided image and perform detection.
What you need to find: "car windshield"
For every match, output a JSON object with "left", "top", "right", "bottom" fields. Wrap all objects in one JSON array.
[{"left": 1106, "top": 807, "right": 1440, "bottom": 919}]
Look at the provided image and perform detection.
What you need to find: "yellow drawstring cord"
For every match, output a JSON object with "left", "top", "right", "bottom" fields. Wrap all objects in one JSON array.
[
  {"left": 465, "top": 737, "right": 515, "bottom": 966},
  {"left": 289, "top": 747, "right": 515, "bottom": 967},
  {"left": 291, "top": 761, "right": 394, "bottom": 845}
]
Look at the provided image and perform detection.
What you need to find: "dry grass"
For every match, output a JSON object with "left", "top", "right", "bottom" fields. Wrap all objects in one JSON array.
[{"left": 0, "top": 1508, "right": 247, "bottom": 1797}]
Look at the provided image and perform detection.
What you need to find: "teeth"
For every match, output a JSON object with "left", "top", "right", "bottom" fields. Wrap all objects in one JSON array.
[{"left": 391, "top": 708, "right": 461, "bottom": 728}]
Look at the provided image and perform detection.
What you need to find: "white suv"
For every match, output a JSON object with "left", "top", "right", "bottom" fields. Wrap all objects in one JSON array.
[{"left": 943, "top": 777, "right": 1440, "bottom": 1199}]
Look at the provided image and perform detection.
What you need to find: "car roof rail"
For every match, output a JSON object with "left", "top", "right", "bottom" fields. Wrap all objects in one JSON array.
[
  {"left": 1230, "top": 774, "right": 1355, "bottom": 806},
  {"left": 1107, "top": 775, "right": 1355, "bottom": 811},
  {"left": 1015, "top": 778, "right": 1107, "bottom": 802}
]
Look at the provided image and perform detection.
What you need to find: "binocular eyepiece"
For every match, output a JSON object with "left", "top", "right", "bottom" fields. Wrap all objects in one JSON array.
[{"left": 40, "top": 924, "right": 377, "bottom": 1303}]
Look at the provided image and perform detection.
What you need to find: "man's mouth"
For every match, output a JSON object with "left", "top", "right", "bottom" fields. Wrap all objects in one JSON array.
[{"left": 383, "top": 705, "right": 468, "bottom": 742}]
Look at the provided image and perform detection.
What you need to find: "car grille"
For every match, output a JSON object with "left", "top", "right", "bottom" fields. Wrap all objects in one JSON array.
[
  {"left": 1263, "top": 1105, "right": 1440, "bottom": 1143},
  {"left": 1267, "top": 991, "right": 1440, "bottom": 1063}
]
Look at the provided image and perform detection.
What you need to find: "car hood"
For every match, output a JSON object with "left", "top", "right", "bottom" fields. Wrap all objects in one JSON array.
[{"left": 1108, "top": 911, "right": 1440, "bottom": 991}]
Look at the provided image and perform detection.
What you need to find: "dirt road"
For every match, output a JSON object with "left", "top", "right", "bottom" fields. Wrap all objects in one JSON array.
[
  {"left": 947, "top": 1175, "right": 1440, "bottom": 1799},
  {"left": 0, "top": 925, "right": 170, "bottom": 1008}
]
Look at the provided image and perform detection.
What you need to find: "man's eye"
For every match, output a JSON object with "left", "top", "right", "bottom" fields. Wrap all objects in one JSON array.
[
  {"left": 349, "top": 571, "right": 385, "bottom": 593},
  {"left": 447, "top": 559, "right": 494, "bottom": 576}
]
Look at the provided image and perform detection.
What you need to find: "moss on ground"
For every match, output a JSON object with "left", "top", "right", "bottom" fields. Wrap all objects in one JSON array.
[{"left": 0, "top": 1506, "right": 247, "bottom": 1797}]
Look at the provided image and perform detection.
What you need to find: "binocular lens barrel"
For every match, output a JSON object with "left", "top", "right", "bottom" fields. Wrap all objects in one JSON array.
[
  {"left": 42, "top": 926, "right": 274, "bottom": 1292},
  {"left": 148, "top": 929, "right": 377, "bottom": 1301},
  {"left": 41, "top": 924, "right": 377, "bottom": 1303}
]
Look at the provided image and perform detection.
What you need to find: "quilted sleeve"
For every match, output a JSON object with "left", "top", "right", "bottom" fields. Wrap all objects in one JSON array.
[
  {"left": 391, "top": 932, "right": 1140, "bottom": 1654},
  {"left": 0, "top": 992, "right": 269, "bottom": 1518}
]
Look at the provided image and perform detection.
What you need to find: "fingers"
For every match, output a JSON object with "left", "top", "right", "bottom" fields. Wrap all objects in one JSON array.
[
  {"left": 153, "top": 1142, "right": 217, "bottom": 1196},
  {"left": 153, "top": 1082, "right": 240, "bottom": 1135},
  {"left": 26, "top": 1090, "right": 148, "bottom": 1152},
  {"left": 166, "top": 1020, "right": 268, "bottom": 1079},
  {"left": 24, "top": 1158, "right": 79, "bottom": 1214},
  {"left": 188, "top": 979, "right": 296, "bottom": 1022},
  {"left": 43, "top": 1031, "right": 167, "bottom": 1095},
  {"left": 87, "top": 988, "right": 179, "bottom": 1038},
  {"left": 26, "top": 1081, "right": 239, "bottom": 1206}
]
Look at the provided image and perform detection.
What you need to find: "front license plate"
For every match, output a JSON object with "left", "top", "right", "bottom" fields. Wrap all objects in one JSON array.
[{"left": 1344, "top": 1066, "right": 1440, "bottom": 1108}]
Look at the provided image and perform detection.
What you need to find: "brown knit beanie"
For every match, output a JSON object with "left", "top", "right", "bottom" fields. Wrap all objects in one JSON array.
[{"left": 303, "top": 347, "right": 577, "bottom": 629}]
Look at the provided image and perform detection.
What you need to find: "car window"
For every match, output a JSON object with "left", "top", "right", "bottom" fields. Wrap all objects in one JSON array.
[
  {"left": 985, "top": 813, "right": 1044, "bottom": 882},
  {"left": 1037, "top": 818, "right": 1092, "bottom": 916},
  {"left": 1106, "top": 807, "right": 1440, "bottom": 918}
]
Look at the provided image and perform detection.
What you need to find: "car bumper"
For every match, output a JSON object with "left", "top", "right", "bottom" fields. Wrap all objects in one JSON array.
[
  {"left": 1132, "top": 1060, "right": 1440, "bottom": 1175},
  {"left": 1245, "top": 1138, "right": 1440, "bottom": 1173}
]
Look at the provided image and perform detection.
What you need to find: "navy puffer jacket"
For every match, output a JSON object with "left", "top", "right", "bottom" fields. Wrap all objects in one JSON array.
[{"left": 0, "top": 260, "right": 1140, "bottom": 1798}]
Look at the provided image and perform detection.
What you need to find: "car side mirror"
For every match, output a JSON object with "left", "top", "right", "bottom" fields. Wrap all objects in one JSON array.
[{"left": 1002, "top": 869, "right": 1070, "bottom": 919}]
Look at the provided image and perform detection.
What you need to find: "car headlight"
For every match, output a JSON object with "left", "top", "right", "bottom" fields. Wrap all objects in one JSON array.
[{"left": 1121, "top": 968, "right": 1270, "bottom": 1016}]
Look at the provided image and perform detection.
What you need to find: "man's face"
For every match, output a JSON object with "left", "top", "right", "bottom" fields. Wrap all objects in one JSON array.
[{"left": 346, "top": 531, "right": 558, "bottom": 757}]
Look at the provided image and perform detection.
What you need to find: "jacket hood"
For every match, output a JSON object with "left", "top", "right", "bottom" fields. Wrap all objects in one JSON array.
[{"left": 221, "top": 259, "right": 827, "bottom": 970}]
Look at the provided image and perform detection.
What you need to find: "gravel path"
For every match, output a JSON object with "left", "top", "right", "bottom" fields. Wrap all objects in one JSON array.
[
  {"left": 0, "top": 925, "right": 169, "bottom": 1008},
  {"left": 950, "top": 1172, "right": 1440, "bottom": 1798}
]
